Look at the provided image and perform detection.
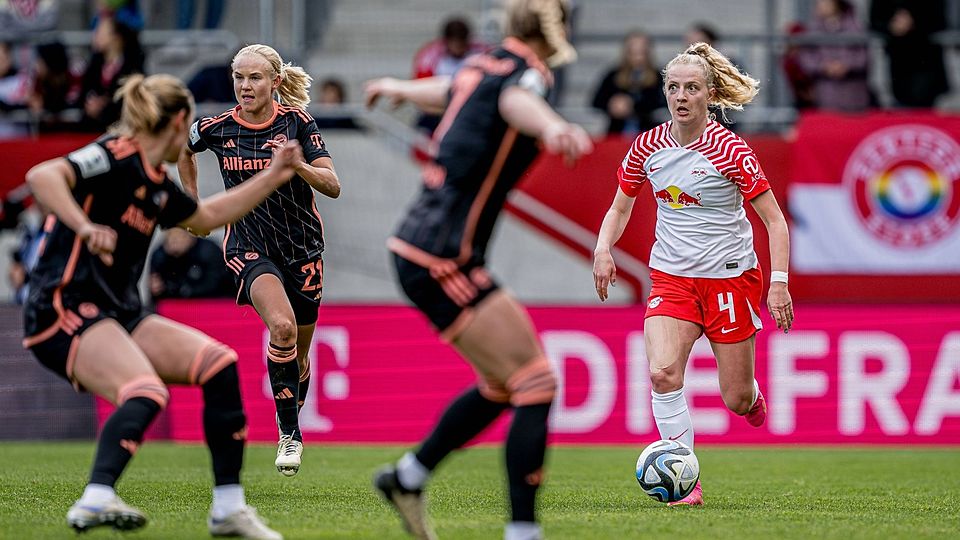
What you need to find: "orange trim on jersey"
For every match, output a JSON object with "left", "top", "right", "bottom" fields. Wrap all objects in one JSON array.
[
  {"left": 231, "top": 101, "right": 279, "bottom": 130},
  {"left": 279, "top": 104, "right": 312, "bottom": 124},
  {"left": 439, "top": 308, "right": 475, "bottom": 343},
  {"left": 22, "top": 321, "right": 61, "bottom": 348},
  {"left": 433, "top": 66, "right": 483, "bottom": 147},
  {"left": 199, "top": 110, "right": 232, "bottom": 132},
  {"left": 135, "top": 142, "right": 166, "bottom": 184},
  {"left": 458, "top": 128, "right": 518, "bottom": 263},
  {"left": 386, "top": 237, "right": 448, "bottom": 269},
  {"left": 310, "top": 198, "right": 325, "bottom": 232},
  {"left": 502, "top": 37, "right": 552, "bottom": 84},
  {"left": 53, "top": 195, "right": 94, "bottom": 322}
]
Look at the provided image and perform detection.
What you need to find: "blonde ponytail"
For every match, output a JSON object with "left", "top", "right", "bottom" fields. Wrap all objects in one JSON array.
[
  {"left": 114, "top": 73, "right": 193, "bottom": 135},
  {"left": 234, "top": 44, "right": 312, "bottom": 109},
  {"left": 277, "top": 63, "right": 312, "bottom": 108},
  {"left": 663, "top": 42, "right": 759, "bottom": 120}
]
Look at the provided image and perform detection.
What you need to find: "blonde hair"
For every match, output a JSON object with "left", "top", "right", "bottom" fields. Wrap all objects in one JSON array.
[
  {"left": 233, "top": 44, "right": 312, "bottom": 108},
  {"left": 663, "top": 42, "right": 759, "bottom": 120},
  {"left": 505, "top": 0, "right": 576, "bottom": 67},
  {"left": 113, "top": 74, "right": 194, "bottom": 135}
]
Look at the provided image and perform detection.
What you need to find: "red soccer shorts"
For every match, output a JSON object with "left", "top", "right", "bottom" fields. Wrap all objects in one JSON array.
[{"left": 644, "top": 268, "right": 763, "bottom": 343}]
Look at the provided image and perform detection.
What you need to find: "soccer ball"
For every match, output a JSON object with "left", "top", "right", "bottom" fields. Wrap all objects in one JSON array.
[{"left": 635, "top": 439, "right": 700, "bottom": 503}]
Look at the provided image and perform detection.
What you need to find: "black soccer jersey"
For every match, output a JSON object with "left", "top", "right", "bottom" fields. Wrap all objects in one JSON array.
[
  {"left": 394, "top": 38, "right": 552, "bottom": 264},
  {"left": 27, "top": 135, "right": 199, "bottom": 317},
  {"left": 188, "top": 102, "right": 331, "bottom": 262}
]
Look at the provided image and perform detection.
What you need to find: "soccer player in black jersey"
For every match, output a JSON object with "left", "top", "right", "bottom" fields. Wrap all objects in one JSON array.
[
  {"left": 22, "top": 74, "right": 298, "bottom": 539},
  {"left": 364, "top": 1, "right": 591, "bottom": 539},
  {"left": 178, "top": 44, "right": 340, "bottom": 477}
]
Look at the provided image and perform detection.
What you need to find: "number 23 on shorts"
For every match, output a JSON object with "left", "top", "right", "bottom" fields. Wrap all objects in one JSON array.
[{"left": 300, "top": 259, "right": 323, "bottom": 292}]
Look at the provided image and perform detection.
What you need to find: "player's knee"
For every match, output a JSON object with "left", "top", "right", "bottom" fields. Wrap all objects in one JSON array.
[
  {"left": 723, "top": 388, "right": 754, "bottom": 415},
  {"left": 191, "top": 341, "right": 238, "bottom": 386},
  {"left": 268, "top": 318, "right": 297, "bottom": 345},
  {"left": 117, "top": 375, "right": 169, "bottom": 410},
  {"left": 507, "top": 357, "right": 556, "bottom": 407},
  {"left": 649, "top": 367, "right": 683, "bottom": 394}
]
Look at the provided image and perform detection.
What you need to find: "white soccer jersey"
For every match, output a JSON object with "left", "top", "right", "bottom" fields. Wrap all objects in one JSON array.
[{"left": 617, "top": 120, "right": 771, "bottom": 278}]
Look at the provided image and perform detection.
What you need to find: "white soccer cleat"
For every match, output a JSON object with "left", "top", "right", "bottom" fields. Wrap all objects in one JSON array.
[
  {"left": 373, "top": 465, "right": 437, "bottom": 540},
  {"left": 208, "top": 505, "right": 283, "bottom": 539},
  {"left": 66, "top": 495, "right": 147, "bottom": 532},
  {"left": 275, "top": 434, "right": 302, "bottom": 477}
]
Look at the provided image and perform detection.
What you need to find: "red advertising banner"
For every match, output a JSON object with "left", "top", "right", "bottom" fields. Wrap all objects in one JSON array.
[{"left": 102, "top": 301, "right": 960, "bottom": 445}]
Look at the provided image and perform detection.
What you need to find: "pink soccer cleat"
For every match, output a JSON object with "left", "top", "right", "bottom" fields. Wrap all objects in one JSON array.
[
  {"left": 745, "top": 390, "right": 767, "bottom": 427},
  {"left": 668, "top": 481, "right": 703, "bottom": 507}
]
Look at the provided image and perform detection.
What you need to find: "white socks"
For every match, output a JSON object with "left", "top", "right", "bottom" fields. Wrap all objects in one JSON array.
[
  {"left": 651, "top": 387, "right": 695, "bottom": 450},
  {"left": 751, "top": 378, "right": 760, "bottom": 406},
  {"left": 211, "top": 484, "right": 246, "bottom": 519},
  {"left": 396, "top": 452, "right": 429, "bottom": 491},
  {"left": 79, "top": 483, "right": 116, "bottom": 507},
  {"left": 505, "top": 521, "right": 542, "bottom": 540}
]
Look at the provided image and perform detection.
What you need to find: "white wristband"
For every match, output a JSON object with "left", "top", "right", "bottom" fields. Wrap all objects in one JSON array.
[{"left": 770, "top": 271, "right": 789, "bottom": 284}]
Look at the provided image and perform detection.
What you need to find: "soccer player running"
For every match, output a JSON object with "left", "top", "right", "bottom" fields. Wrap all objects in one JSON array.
[
  {"left": 364, "top": 1, "right": 591, "bottom": 538},
  {"left": 23, "top": 74, "right": 298, "bottom": 538},
  {"left": 593, "top": 42, "right": 794, "bottom": 506},
  {"left": 178, "top": 44, "right": 340, "bottom": 477}
]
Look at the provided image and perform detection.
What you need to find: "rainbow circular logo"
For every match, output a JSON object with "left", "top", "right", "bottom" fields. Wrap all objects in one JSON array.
[{"left": 844, "top": 125, "right": 960, "bottom": 247}]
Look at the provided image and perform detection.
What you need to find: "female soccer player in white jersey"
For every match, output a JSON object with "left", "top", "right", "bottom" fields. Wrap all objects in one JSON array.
[
  {"left": 178, "top": 44, "right": 340, "bottom": 477},
  {"left": 593, "top": 42, "right": 795, "bottom": 506}
]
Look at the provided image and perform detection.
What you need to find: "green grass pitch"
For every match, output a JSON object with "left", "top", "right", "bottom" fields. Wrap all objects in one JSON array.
[{"left": 0, "top": 442, "right": 957, "bottom": 539}]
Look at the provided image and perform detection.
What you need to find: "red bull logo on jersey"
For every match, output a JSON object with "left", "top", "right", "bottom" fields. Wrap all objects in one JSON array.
[
  {"left": 653, "top": 186, "right": 703, "bottom": 209},
  {"left": 222, "top": 156, "right": 272, "bottom": 171},
  {"left": 845, "top": 125, "right": 960, "bottom": 247}
]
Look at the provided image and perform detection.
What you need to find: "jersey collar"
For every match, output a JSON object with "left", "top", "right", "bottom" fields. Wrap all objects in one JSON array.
[{"left": 231, "top": 101, "right": 279, "bottom": 130}]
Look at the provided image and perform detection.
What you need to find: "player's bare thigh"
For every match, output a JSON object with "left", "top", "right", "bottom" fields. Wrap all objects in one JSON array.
[
  {"left": 710, "top": 336, "right": 756, "bottom": 415},
  {"left": 453, "top": 290, "right": 543, "bottom": 382},
  {"left": 131, "top": 314, "right": 227, "bottom": 384},
  {"left": 644, "top": 315, "right": 702, "bottom": 391},
  {"left": 73, "top": 319, "right": 159, "bottom": 404},
  {"left": 249, "top": 273, "right": 298, "bottom": 343}
]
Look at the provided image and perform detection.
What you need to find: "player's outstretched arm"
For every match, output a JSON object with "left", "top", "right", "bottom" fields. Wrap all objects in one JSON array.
[
  {"left": 750, "top": 190, "right": 794, "bottom": 332},
  {"left": 364, "top": 76, "right": 451, "bottom": 115},
  {"left": 593, "top": 187, "right": 636, "bottom": 302},
  {"left": 498, "top": 86, "right": 593, "bottom": 163},
  {"left": 176, "top": 147, "right": 201, "bottom": 199},
  {"left": 26, "top": 158, "right": 117, "bottom": 266},
  {"left": 181, "top": 141, "right": 303, "bottom": 235}
]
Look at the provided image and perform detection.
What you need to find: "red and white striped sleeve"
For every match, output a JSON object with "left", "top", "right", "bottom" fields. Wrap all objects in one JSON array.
[
  {"left": 706, "top": 130, "right": 771, "bottom": 201},
  {"left": 617, "top": 134, "right": 649, "bottom": 198}
]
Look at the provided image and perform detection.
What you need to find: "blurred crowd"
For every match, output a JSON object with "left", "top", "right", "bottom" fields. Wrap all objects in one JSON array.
[{"left": 0, "top": 1, "right": 957, "bottom": 303}]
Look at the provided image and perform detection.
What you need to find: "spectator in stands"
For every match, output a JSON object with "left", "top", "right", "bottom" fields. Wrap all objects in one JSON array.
[
  {"left": 8, "top": 214, "right": 46, "bottom": 305},
  {"left": 0, "top": 42, "right": 28, "bottom": 111},
  {"left": 796, "top": 0, "right": 871, "bottom": 112},
  {"left": 591, "top": 30, "right": 665, "bottom": 136},
  {"left": 412, "top": 16, "right": 486, "bottom": 134},
  {"left": 77, "top": 13, "right": 145, "bottom": 132},
  {"left": 315, "top": 77, "right": 358, "bottom": 129},
  {"left": 319, "top": 78, "right": 346, "bottom": 105},
  {"left": 177, "top": 0, "right": 226, "bottom": 30},
  {"left": 685, "top": 22, "right": 745, "bottom": 70},
  {"left": 870, "top": 0, "right": 949, "bottom": 108},
  {"left": 0, "top": 0, "right": 58, "bottom": 36},
  {"left": 782, "top": 22, "right": 817, "bottom": 110},
  {"left": 27, "top": 42, "right": 77, "bottom": 124},
  {"left": 148, "top": 227, "right": 232, "bottom": 302},
  {"left": 95, "top": 0, "right": 144, "bottom": 31}
]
